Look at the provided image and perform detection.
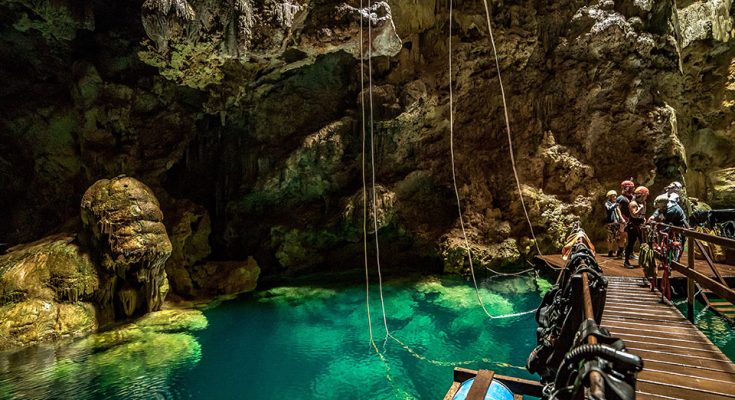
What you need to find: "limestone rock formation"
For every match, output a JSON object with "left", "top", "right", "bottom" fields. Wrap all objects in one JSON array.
[
  {"left": 80, "top": 176, "right": 172, "bottom": 319},
  {"left": 189, "top": 258, "right": 260, "bottom": 296},
  {"left": 164, "top": 199, "right": 212, "bottom": 296},
  {"left": 0, "top": 235, "right": 99, "bottom": 350},
  {"left": 3, "top": 0, "right": 735, "bottom": 279}
]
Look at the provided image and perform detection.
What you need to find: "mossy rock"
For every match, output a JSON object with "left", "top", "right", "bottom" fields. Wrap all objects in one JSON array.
[
  {"left": 190, "top": 258, "right": 260, "bottom": 296},
  {"left": 0, "top": 234, "right": 98, "bottom": 305},
  {"left": 0, "top": 300, "right": 97, "bottom": 351},
  {"left": 710, "top": 167, "right": 735, "bottom": 208},
  {"left": 441, "top": 237, "right": 521, "bottom": 274}
]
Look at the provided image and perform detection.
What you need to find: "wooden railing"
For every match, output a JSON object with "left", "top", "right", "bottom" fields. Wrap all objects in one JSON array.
[{"left": 651, "top": 223, "right": 735, "bottom": 321}]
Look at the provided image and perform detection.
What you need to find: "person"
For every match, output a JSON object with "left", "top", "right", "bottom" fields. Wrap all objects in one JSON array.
[
  {"left": 649, "top": 193, "right": 688, "bottom": 261},
  {"left": 664, "top": 181, "right": 692, "bottom": 217},
  {"left": 624, "top": 185, "right": 649, "bottom": 269},
  {"left": 604, "top": 190, "right": 624, "bottom": 257},
  {"left": 616, "top": 180, "right": 635, "bottom": 258}
]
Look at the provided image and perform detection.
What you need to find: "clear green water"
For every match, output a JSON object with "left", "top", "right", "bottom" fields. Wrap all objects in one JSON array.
[
  {"left": 2, "top": 274, "right": 734, "bottom": 400},
  {"left": 674, "top": 297, "right": 735, "bottom": 359},
  {"left": 0, "top": 274, "right": 549, "bottom": 399}
]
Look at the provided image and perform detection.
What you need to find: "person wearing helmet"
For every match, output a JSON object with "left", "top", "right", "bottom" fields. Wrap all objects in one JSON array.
[
  {"left": 604, "top": 190, "right": 625, "bottom": 257},
  {"left": 623, "top": 186, "right": 649, "bottom": 268},
  {"left": 615, "top": 180, "right": 635, "bottom": 258},
  {"left": 649, "top": 194, "right": 687, "bottom": 227},
  {"left": 665, "top": 181, "right": 692, "bottom": 217},
  {"left": 649, "top": 193, "right": 688, "bottom": 261}
]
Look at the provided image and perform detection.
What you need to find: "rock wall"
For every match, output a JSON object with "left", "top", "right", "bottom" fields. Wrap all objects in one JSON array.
[{"left": 2, "top": 0, "right": 735, "bottom": 278}]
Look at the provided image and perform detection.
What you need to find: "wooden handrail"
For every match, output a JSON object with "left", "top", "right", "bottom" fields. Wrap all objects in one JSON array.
[
  {"left": 651, "top": 222, "right": 727, "bottom": 285},
  {"left": 670, "top": 260, "right": 735, "bottom": 305},
  {"left": 651, "top": 223, "right": 735, "bottom": 250}
]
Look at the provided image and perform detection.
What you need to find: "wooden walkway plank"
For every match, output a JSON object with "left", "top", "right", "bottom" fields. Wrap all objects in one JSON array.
[
  {"left": 535, "top": 252, "right": 735, "bottom": 400},
  {"left": 604, "top": 281, "right": 735, "bottom": 399}
]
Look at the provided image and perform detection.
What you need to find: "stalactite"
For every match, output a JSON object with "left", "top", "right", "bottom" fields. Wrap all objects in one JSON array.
[{"left": 118, "top": 287, "right": 138, "bottom": 317}]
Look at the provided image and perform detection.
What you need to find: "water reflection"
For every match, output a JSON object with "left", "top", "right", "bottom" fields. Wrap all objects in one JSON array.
[{"left": 0, "top": 309, "right": 206, "bottom": 400}]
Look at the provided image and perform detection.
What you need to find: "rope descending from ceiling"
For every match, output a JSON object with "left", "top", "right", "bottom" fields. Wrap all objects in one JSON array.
[
  {"left": 448, "top": 0, "right": 537, "bottom": 319},
  {"left": 479, "top": 0, "right": 542, "bottom": 257}
]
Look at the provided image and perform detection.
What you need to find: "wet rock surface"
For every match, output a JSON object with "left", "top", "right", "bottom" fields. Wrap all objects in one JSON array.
[{"left": 0, "top": 235, "right": 99, "bottom": 350}]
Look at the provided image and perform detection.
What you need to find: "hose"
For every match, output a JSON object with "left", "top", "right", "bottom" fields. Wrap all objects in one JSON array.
[{"left": 563, "top": 344, "right": 643, "bottom": 371}]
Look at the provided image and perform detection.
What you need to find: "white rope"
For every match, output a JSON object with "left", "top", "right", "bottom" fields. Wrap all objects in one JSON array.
[
  {"left": 673, "top": 288, "right": 702, "bottom": 306},
  {"left": 387, "top": 333, "right": 526, "bottom": 370},
  {"left": 367, "top": 0, "right": 390, "bottom": 338},
  {"left": 695, "top": 305, "right": 709, "bottom": 322},
  {"left": 480, "top": 0, "right": 542, "bottom": 256},
  {"left": 359, "top": 0, "right": 375, "bottom": 347},
  {"left": 484, "top": 266, "right": 535, "bottom": 276},
  {"left": 448, "top": 0, "right": 536, "bottom": 320}
]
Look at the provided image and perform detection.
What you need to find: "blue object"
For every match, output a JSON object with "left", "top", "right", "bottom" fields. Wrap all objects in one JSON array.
[{"left": 452, "top": 378, "right": 514, "bottom": 400}]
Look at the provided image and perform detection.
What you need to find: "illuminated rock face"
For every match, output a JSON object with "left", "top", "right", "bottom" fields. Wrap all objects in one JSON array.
[
  {"left": 81, "top": 176, "right": 172, "bottom": 320},
  {"left": 0, "top": 235, "right": 99, "bottom": 350},
  {"left": 3, "top": 0, "right": 735, "bottom": 277}
]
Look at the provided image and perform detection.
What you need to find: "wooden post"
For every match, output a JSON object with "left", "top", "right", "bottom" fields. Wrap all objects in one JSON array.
[
  {"left": 581, "top": 273, "right": 605, "bottom": 399},
  {"left": 688, "top": 238, "right": 696, "bottom": 322}
]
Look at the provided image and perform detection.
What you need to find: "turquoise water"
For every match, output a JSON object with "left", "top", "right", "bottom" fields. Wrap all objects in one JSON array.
[
  {"left": 0, "top": 273, "right": 549, "bottom": 399},
  {"left": 675, "top": 297, "right": 735, "bottom": 359},
  {"left": 3, "top": 274, "right": 734, "bottom": 399}
]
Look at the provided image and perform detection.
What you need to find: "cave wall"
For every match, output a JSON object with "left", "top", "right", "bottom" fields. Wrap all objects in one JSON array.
[{"left": 2, "top": 0, "right": 735, "bottom": 278}]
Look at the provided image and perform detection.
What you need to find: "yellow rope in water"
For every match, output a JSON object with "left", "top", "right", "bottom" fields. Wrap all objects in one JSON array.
[
  {"left": 359, "top": 0, "right": 376, "bottom": 349},
  {"left": 479, "top": 0, "right": 542, "bottom": 256},
  {"left": 387, "top": 332, "right": 526, "bottom": 370}
]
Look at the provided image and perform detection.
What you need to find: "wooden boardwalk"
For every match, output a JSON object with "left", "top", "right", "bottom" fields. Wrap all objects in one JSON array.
[
  {"left": 535, "top": 253, "right": 735, "bottom": 399},
  {"left": 535, "top": 253, "right": 735, "bottom": 280},
  {"left": 604, "top": 277, "right": 735, "bottom": 400}
]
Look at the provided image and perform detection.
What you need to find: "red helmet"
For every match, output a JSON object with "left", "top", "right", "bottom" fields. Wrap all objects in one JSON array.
[
  {"left": 620, "top": 180, "right": 635, "bottom": 189},
  {"left": 634, "top": 186, "right": 649, "bottom": 197}
]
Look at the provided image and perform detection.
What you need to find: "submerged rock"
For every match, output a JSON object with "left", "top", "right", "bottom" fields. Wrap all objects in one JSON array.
[
  {"left": 189, "top": 258, "right": 260, "bottom": 297},
  {"left": 80, "top": 176, "right": 172, "bottom": 320}
]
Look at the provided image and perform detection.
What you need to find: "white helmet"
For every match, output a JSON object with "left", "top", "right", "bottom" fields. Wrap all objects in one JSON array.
[{"left": 666, "top": 181, "right": 683, "bottom": 193}]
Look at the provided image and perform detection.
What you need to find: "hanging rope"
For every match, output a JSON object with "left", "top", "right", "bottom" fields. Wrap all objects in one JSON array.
[
  {"left": 479, "top": 0, "right": 542, "bottom": 256},
  {"left": 448, "top": 0, "right": 537, "bottom": 320},
  {"left": 360, "top": 0, "right": 376, "bottom": 348},
  {"left": 484, "top": 266, "right": 535, "bottom": 276},
  {"left": 367, "top": 0, "right": 391, "bottom": 339}
]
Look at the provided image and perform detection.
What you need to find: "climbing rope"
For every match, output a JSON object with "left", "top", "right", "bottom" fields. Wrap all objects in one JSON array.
[
  {"left": 387, "top": 333, "right": 526, "bottom": 370},
  {"left": 449, "top": 0, "right": 537, "bottom": 320},
  {"left": 360, "top": 0, "right": 376, "bottom": 348},
  {"left": 479, "top": 0, "right": 542, "bottom": 256},
  {"left": 367, "top": 0, "right": 390, "bottom": 339},
  {"left": 484, "top": 266, "right": 535, "bottom": 276}
]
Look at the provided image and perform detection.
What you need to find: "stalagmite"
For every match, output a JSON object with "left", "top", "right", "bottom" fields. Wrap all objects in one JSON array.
[{"left": 81, "top": 176, "right": 172, "bottom": 321}]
